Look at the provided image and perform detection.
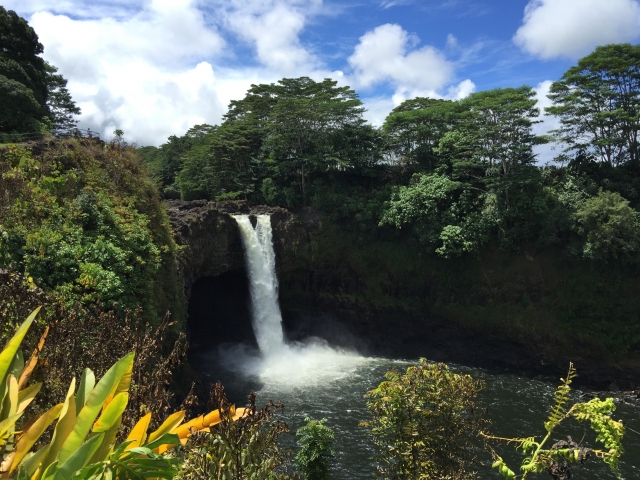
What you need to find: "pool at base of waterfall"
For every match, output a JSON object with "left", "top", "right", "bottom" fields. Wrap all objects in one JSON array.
[
  {"left": 219, "top": 214, "right": 639, "bottom": 479},
  {"left": 191, "top": 346, "right": 640, "bottom": 480}
]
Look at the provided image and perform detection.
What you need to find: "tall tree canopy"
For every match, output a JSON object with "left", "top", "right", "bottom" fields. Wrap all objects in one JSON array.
[
  {"left": 176, "top": 77, "right": 381, "bottom": 204},
  {"left": 383, "top": 98, "right": 460, "bottom": 173},
  {"left": 547, "top": 43, "right": 640, "bottom": 167},
  {"left": 0, "top": 7, "right": 80, "bottom": 133}
]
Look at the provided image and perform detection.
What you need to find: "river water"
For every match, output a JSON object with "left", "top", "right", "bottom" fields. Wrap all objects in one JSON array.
[
  {"left": 192, "top": 346, "right": 640, "bottom": 479},
  {"left": 210, "top": 214, "right": 640, "bottom": 478}
]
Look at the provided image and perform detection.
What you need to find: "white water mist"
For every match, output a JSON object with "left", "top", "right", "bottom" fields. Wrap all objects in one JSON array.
[
  {"left": 231, "top": 214, "right": 364, "bottom": 387},
  {"left": 232, "top": 215, "right": 285, "bottom": 355}
]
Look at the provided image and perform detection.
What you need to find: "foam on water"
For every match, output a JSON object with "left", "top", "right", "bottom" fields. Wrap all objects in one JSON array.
[{"left": 231, "top": 214, "right": 364, "bottom": 387}]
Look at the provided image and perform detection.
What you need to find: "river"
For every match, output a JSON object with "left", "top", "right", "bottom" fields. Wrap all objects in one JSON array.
[{"left": 191, "top": 346, "right": 640, "bottom": 479}]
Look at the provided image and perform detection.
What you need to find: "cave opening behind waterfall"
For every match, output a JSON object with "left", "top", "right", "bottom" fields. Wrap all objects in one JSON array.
[{"left": 187, "top": 269, "right": 257, "bottom": 350}]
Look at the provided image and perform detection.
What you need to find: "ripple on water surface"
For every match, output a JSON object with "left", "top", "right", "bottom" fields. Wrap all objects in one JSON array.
[{"left": 192, "top": 346, "right": 640, "bottom": 480}]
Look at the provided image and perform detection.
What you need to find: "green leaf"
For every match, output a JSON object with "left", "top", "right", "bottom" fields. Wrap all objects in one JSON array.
[
  {"left": 57, "top": 354, "right": 133, "bottom": 463},
  {"left": 92, "top": 393, "right": 128, "bottom": 433},
  {"left": 0, "top": 307, "right": 40, "bottom": 386},
  {"left": 53, "top": 433, "right": 104, "bottom": 480},
  {"left": 75, "top": 369, "right": 95, "bottom": 416}
]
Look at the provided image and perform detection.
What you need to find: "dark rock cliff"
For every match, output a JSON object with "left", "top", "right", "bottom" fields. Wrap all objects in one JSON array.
[{"left": 167, "top": 200, "right": 640, "bottom": 391}]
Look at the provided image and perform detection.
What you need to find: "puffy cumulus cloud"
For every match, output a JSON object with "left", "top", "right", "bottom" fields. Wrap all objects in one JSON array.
[
  {"left": 349, "top": 24, "right": 454, "bottom": 97},
  {"left": 210, "top": 0, "right": 322, "bottom": 75},
  {"left": 20, "top": 0, "right": 333, "bottom": 144},
  {"left": 514, "top": 0, "right": 640, "bottom": 60},
  {"left": 27, "top": 0, "right": 229, "bottom": 145},
  {"left": 349, "top": 25, "right": 475, "bottom": 124}
]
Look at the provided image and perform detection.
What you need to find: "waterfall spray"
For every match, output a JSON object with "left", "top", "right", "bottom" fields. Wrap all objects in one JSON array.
[
  {"left": 230, "top": 213, "right": 364, "bottom": 386},
  {"left": 232, "top": 215, "right": 285, "bottom": 355}
]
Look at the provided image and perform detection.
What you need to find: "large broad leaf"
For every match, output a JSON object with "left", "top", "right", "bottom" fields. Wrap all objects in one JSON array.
[
  {"left": 17, "top": 382, "right": 42, "bottom": 415},
  {"left": 92, "top": 392, "right": 128, "bottom": 433},
  {"left": 1, "top": 375, "right": 19, "bottom": 422},
  {"left": 39, "top": 380, "right": 76, "bottom": 478},
  {"left": 0, "top": 307, "right": 40, "bottom": 386},
  {"left": 147, "top": 410, "right": 185, "bottom": 444},
  {"left": 7, "top": 403, "right": 63, "bottom": 475},
  {"left": 104, "top": 360, "right": 133, "bottom": 408},
  {"left": 125, "top": 412, "right": 151, "bottom": 450},
  {"left": 73, "top": 438, "right": 178, "bottom": 480},
  {"left": 18, "top": 444, "right": 49, "bottom": 478},
  {"left": 52, "top": 433, "right": 104, "bottom": 480},
  {"left": 57, "top": 353, "right": 134, "bottom": 464},
  {"left": 8, "top": 350, "right": 24, "bottom": 380},
  {"left": 75, "top": 369, "right": 95, "bottom": 416},
  {"left": 143, "top": 433, "right": 181, "bottom": 452},
  {"left": 0, "top": 412, "right": 22, "bottom": 440},
  {"left": 89, "top": 413, "right": 122, "bottom": 465}
]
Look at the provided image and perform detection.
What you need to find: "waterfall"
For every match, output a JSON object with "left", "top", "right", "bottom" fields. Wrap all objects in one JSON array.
[{"left": 232, "top": 215, "right": 285, "bottom": 355}]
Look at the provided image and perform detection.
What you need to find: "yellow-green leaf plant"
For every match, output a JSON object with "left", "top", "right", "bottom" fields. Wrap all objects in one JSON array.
[
  {"left": 1, "top": 307, "right": 245, "bottom": 480},
  {"left": 482, "top": 363, "right": 625, "bottom": 479}
]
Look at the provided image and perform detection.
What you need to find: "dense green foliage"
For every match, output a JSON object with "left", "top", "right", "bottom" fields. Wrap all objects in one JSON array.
[
  {"left": 363, "top": 360, "right": 486, "bottom": 479},
  {"left": 295, "top": 418, "right": 335, "bottom": 480},
  {"left": 176, "top": 386, "right": 296, "bottom": 480},
  {"left": 0, "top": 139, "right": 182, "bottom": 326},
  {"left": 0, "top": 8, "right": 80, "bottom": 134},
  {"left": 148, "top": 48, "right": 640, "bottom": 264}
]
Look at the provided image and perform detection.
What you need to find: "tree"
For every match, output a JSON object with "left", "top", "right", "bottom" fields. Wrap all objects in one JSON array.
[
  {"left": 295, "top": 418, "right": 335, "bottom": 480},
  {"left": 262, "top": 77, "right": 368, "bottom": 203},
  {"left": 383, "top": 97, "right": 460, "bottom": 172},
  {"left": 574, "top": 189, "right": 640, "bottom": 262},
  {"left": 0, "top": 7, "right": 80, "bottom": 134},
  {"left": 0, "top": 6, "right": 48, "bottom": 133},
  {"left": 139, "top": 124, "right": 216, "bottom": 196},
  {"left": 547, "top": 44, "right": 640, "bottom": 167},
  {"left": 446, "top": 86, "right": 543, "bottom": 177},
  {"left": 363, "top": 359, "right": 486, "bottom": 479},
  {"left": 0, "top": 75, "right": 43, "bottom": 132},
  {"left": 45, "top": 61, "right": 80, "bottom": 130},
  {"left": 175, "top": 77, "right": 377, "bottom": 205}
]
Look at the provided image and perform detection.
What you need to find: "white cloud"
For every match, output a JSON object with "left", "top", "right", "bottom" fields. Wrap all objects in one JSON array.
[
  {"left": 514, "top": 0, "right": 640, "bottom": 60},
  {"left": 210, "top": 0, "right": 322, "bottom": 75},
  {"left": 12, "top": 0, "right": 474, "bottom": 145},
  {"left": 348, "top": 24, "right": 454, "bottom": 98},
  {"left": 348, "top": 24, "right": 474, "bottom": 124},
  {"left": 28, "top": 0, "right": 227, "bottom": 145}
]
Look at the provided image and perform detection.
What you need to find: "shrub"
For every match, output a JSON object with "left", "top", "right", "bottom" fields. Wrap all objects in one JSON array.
[
  {"left": 363, "top": 359, "right": 486, "bottom": 479},
  {"left": 176, "top": 383, "right": 297, "bottom": 480},
  {"left": 295, "top": 418, "right": 335, "bottom": 480}
]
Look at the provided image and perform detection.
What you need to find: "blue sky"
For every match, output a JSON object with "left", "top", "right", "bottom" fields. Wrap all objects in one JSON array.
[{"left": 5, "top": 0, "right": 640, "bottom": 152}]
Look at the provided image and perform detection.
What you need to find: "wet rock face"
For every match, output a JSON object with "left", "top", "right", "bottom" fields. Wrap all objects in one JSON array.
[{"left": 166, "top": 199, "right": 308, "bottom": 303}]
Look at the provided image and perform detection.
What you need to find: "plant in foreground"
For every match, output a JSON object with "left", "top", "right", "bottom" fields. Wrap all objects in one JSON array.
[
  {"left": 484, "top": 363, "right": 625, "bottom": 480},
  {"left": 0, "top": 307, "right": 244, "bottom": 479},
  {"left": 176, "top": 382, "right": 296, "bottom": 480},
  {"left": 295, "top": 417, "right": 335, "bottom": 480},
  {"left": 362, "top": 359, "right": 487, "bottom": 479}
]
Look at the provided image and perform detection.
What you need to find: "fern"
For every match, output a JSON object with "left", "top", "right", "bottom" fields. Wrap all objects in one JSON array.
[
  {"left": 571, "top": 398, "right": 624, "bottom": 477},
  {"left": 544, "top": 363, "right": 576, "bottom": 432},
  {"left": 483, "top": 363, "right": 625, "bottom": 480}
]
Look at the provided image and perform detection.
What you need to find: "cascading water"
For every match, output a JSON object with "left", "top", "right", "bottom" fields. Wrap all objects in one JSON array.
[
  {"left": 229, "top": 214, "right": 364, "bottom": 386},
  {"left": 232, "top": 215, "right": 285, "bottom": 355}
]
